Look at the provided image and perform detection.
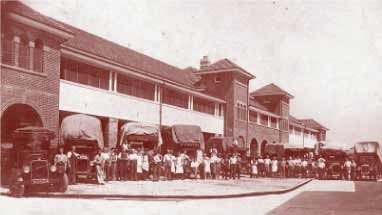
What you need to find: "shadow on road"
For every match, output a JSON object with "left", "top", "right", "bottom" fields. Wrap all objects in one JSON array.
[{"left": 267, "top": 181, "right": 382, "bottom": 215}]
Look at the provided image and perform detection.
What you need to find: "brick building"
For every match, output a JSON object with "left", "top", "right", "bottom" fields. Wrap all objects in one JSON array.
[{"left": 1, "top": 1, "right": 328, "bottom": 158}]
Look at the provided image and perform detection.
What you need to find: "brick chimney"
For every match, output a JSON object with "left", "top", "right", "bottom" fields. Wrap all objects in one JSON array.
[{"left": 200, "top": 56, "right": 210, "bottom": 70}]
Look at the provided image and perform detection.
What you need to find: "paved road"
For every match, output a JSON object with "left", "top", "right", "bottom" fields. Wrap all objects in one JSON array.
[
  {"left": 0, "top": 180, "right": 380, "bottom": 215},
  {"left": 267, "top": 180, "right": 382, "bottom": 215}
]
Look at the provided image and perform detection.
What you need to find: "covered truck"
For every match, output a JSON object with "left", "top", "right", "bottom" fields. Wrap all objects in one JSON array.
[
  {"left": 354, "top": 141, "right": 382, "bottom": 180},
  {"left": 119, "top": 122, "right": 162, "bottom": 151},
  {"left": 161, "top": 124, "right": 205, "bottom": 156},
  {"left": 60, "top": 114, "right": 104, "bottom": 180},
  {"left": 205, "top": 137, "right": 247, "bottom": 156}
]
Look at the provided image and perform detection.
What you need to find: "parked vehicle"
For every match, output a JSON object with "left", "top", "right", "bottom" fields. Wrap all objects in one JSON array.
[
  {"left": 205, "top": 136, "right": 248, "bottom": 174},
  {"left": 320, "top": 144, "right": 346, "bottom": 180},
  {"left": 60, "top": 114, "right": 104, "bottom": 181},
  {"left": 161, "top": 124, "right": 205, "bottom": 157},
  {"left": 119, "top": 122, "right": 162, "bottom": 151},
  {"left": 9, "top": 127, "right": 65, "bottom": 197},
  {"left": 354, "top": 141, "right": 382, "bottom": 181}
]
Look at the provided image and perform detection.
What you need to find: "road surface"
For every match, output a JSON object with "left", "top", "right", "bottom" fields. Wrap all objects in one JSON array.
[{"left": 0, "top": 180, "right": 380, "bottom": 215}]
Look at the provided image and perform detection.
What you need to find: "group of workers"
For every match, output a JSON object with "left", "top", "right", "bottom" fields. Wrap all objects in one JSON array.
[{"left": 53, "top": 144, "right": 361, "bottom": 185}]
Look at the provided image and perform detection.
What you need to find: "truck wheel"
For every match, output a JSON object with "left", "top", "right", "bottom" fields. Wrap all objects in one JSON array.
[{"left": 60, "top": 173, "right": 69, "bottom": 192}]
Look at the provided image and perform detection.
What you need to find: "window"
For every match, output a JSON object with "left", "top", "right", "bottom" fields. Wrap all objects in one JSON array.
[
  {"left": 270, "top": 117, "right": 277, "bottom": 128},
  {"left": 218, "top": 104, "right": 224, "bottom": 117},
  {"left": 295, "top": 127, "right": 302, "bottom": 135},
  {"left": 214, "top": 77, "right": 222, "bottom": 83},
  {"left": 236, "top": 103, "right": 247, "bottom": 121},
  {"left": 193, "top": 97, "right": 215, "bottom": 115},
  {"left": 0, "top": 36, "right": 44, "bottom": 73},
  {"left": 33, "top": 39, "right": 44, "bottom": 73},
  {"left": 260, "top": 114, "right": 268, "bottom": 126},
  {"left": 61, "top": 58, "right": 110, "bottom": 90},
  {"left": 289, "top": 125, "right": 294, "bottom": 134},
  {"left": 249, "top": 110, "right": 258, "bottom": 123},
  {"left": 18, "top": 39, "right": 29, "bottom": 70},
  {"left": 117, "top": 74, "right": 155, "bottom": 100},
  {"left": 162, "top": 87, "right": 188, "bottom": 109}
]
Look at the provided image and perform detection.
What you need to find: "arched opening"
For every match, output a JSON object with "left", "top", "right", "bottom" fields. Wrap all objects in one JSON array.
[
  {"left": 1, "top": 104, "right": 43, "bottom": 144},
  {"left": 1, "top": 103, "right": 43, "bottom": 185},
  {"left": 260, "top": 140, "right": 268, "bottom": 156},
  {"left": 250, "top": 138, "right": 258, "bottom": 157},
  {"left": 34, "top": 38, "right": 44, "bottom": 72}
]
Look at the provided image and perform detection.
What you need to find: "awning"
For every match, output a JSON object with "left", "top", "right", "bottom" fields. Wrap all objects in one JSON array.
[
  {"left": 60, "top": 114, "right": 104, "bottom": 148},
  {"left": 119, "top": 122, "right": 162, "bottom": 146},
  {"left": 171, "top": 125, "right": 205, "bottom": 150}
]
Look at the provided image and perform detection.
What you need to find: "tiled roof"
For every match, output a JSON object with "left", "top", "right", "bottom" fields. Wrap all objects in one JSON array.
[
  {"left": 4, "top": 1, "right": 73, "bottom": 35},
  {"left": 249, "top": 99, "right": 269, "bottom": 112},
  {"left": 251, "top": 83, "right": 294, "bottom": 98},
  {"left": 7, "top": 1, "right": 202, "bottom": 89},
  {"left": 299, "top": 119, "right": 329, "bottom": 130},
  {"left": 289, "top": 115, "right": 304, "bottom": 125},
  {"left": 197, "top": 58, "right": 254, "bottom": 78}
]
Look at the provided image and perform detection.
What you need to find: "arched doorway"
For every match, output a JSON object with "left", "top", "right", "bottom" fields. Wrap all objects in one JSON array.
[
  {"left": 1, "top": 104, "right": 43, "bottom": 185},
  {"left": 260, "top": 140, "right": 268, "bottom": 156},
  {"left": 250, "top": 138, "right": 258, "bottom": 157},
  {"left": 1, "top": 104, "right": 43, "bottom": 143}
]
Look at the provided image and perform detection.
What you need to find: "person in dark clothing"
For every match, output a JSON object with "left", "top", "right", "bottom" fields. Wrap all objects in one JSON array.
[{"left": 67, "top": 145, "right": 79, "bottom": 185}]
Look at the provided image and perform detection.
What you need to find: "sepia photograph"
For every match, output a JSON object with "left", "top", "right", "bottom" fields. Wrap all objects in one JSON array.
[{"left": 0, "top": 0, "right": 381, "bottom": 214}]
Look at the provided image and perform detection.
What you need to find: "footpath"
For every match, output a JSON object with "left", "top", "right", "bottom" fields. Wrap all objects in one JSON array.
[{"left": 1, "top": 177, "right": 312, "bottom": 199}]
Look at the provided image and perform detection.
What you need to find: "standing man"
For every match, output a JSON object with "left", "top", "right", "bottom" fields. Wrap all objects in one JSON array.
[
  {"left": 287, "top": 156, "right": 295, "bottom": 178},
  {"left": 118, "top": 148, "right": 129, "bottom": 181},
  {"left": 317, "top": 156, "right": 326, "bottom": 180},
  {"left": 163, "top": 150, "right": 173, "bottom": 180},
  {"left": 343, "top": 158, "right": 352, "bottom": 180},
  {"left": 152, "top": 150, "right": 162, "bottom": 182},
  {"left": 109, "top": 148, "right": 118, "bottom": 181},
  {"left": 264, "top": 155, "right": 271, "bottom": 177},
  {"left": 129, "top": 149, "right": 139, "bottom": 181},
  {"left": 100, "top": 148, "right": 110, "bottom": 181},
  {"left": 229, "top": 153, "right": 238, "bottom": 179},
  {"left": 67, "top": 145, "right": 79, "bottom": 185}
]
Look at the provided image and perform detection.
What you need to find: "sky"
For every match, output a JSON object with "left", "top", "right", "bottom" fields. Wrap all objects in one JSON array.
[{"left": 24, "top": 0, "right": 382, "bottom": 147}]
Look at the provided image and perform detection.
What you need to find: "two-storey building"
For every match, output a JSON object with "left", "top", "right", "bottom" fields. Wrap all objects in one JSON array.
[{"left": 1, "top": 1, "right": 328, "bottom": 159}]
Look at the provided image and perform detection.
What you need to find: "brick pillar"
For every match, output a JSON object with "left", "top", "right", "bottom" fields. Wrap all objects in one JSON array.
[{"left": 105, "top": 117, "right": 118, "bottom": 149}]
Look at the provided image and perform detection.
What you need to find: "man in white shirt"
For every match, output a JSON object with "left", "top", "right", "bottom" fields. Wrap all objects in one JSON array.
[
  {"left": 163, "top": 150, "right": 173, "bottom": 180},
  {"left": 264, "top": 155, "right": 271, "bottom": 177}
]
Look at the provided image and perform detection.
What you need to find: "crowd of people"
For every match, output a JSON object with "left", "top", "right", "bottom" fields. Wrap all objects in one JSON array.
[{"left": 53, "top": 144, "right": 359, "bottom": 185}]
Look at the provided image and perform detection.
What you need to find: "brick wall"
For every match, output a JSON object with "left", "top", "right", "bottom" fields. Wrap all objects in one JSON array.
[{"left": 1, "top": 48, "right": 61, "bottom": 145}]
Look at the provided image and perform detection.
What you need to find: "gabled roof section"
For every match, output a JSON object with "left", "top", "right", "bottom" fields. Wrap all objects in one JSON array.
[
  {"left": 251, "top": 83, "right": 294, "bottom": 99},
  {"left": 289, "top": 115, "right": 304, "bottom": 126},
  {"left": 3, "top": 1, "right": 73, "bottom": 36},
  {"left": 299, "top": 119, "right": 329, "bottom": 131},
  {"left": 196, "top": 58, "right": 255, "bottom": 79},
  {"left": 249, "top": 99, "right": 270, "bottom": 112}
]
